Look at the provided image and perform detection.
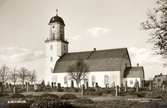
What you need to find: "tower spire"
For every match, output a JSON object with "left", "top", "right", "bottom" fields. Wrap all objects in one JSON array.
[{"left": 56, "top": 9, "right": 58, "bottom": 16}]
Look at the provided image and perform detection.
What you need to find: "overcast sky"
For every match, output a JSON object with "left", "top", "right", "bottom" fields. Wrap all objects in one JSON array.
[{"left": 0, "top": 0, "right": 166, "bottom": 81}]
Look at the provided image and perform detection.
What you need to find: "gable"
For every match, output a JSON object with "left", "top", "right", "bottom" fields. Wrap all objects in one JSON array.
[{"left": 124, "top": 66, "right": 145, "bottom": 80}]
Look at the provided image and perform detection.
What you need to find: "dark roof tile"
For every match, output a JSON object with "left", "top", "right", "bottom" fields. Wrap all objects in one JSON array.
[
  {"left": 54, "top": 48, "right": 131, "bottom": 73},
  {"left": 124, "top": 67, "right": 144, "bottom": 79}
]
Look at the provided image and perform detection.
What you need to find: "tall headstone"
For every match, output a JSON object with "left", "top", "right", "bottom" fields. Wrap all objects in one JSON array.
[
  {"left": 115, "top": 86, "right": 118, "bottom": 96},
  {"left": 26, "top": 82, "right": 29, "bottom": 92},
  {"left": 86, "top": 81, "right": 89, "bottom": 89},
  {"left": 71, "top": 80, "right": 74, "bottom": 88},
  {"left": 13, "top": 86, "right": 16, "bottom": 94},
  {"left": 124, "top": 80, "right": 127, "bottom": 92},
  {"left": 149, "top": 81, "right": 152, "bottom": 91},
  {"left": 51, "top": 82, "right": 54, "bottom": 88},
  {"left": 162, "top": 84, "right": 165, "bottom": 91},
  {"left": 135, "top": 80, "right": 139, "bottom": 92},
  {"left": 81, "top": 84, "right": 85, "bottom": 96},
  {"left": 118, "top": 86, "right": 121, "bottom": 93}
]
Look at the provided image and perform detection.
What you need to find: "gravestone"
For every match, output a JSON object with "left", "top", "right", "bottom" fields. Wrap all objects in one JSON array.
[
  {"left": 13, "top": 86, "right": 16, "bottom": 94},
  {"left": 54, "top": 82, "right": 56, "bottom": 88},
  {"left": 135, "top": 80, "right": 139, "bottom": 92},
  {"left": 51, "top": 82, "right": 54, "bottom": 88},
  {"left": 162, "top": 84, "right": 165, "bottom": 91},
  {"left": 118, "top": 86, "right": 121, "bottom": 93},
  {"left": 115, "top": 86, "right": 118, "bottom": 96},
  {"left": 81, "top": 84, "right": 85, "bottom": 96},
  {"left": 86, "top": 81, "right": 89, "bottom": 89},
  {"left": 95, "top": 83, "right": 98, "bottom": 88},
  {"left": 0, "top": 82, "right": 2, "bottom": 93},
  {"left": 34, "top": 84, "right": 38, "bottom": 91},
  {"left": 149, "top": 81, "right": 152, "bottom": 91},
  {"left": 26, "top": 82, "right": 29, "bottom": 92},
  {"left": 71, "top": 80, "right": 74, "bottom": 88},
  {"left": 58, "top": 83, "right": 61, "bottom": 89},
  {"left": 124, "top": 80, "right": 127, "bottom": 92}
]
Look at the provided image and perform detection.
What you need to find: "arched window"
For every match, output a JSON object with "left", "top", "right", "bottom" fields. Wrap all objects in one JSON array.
[
  {"left": 104, "top": 75, "right": 109, "bottom": 85},
  {"left": 130, "top": 80, "right": 133, "bottom": 85},
  {"left": 64, "top": 76, "right": 68, "bottom": 84}
]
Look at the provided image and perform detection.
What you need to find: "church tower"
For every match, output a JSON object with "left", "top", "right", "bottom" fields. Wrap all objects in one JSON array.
[{"left": 45, "top": 10, "right": 68, "bottom": 82}]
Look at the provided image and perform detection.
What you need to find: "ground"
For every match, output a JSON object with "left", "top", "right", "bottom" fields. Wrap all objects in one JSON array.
[{"left": 0, "top": 91, "right": 165, "bottom": 108}]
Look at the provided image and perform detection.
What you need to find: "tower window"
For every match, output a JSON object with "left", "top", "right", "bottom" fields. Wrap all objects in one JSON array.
[{"left": 52, "top": 26, "right": 55, "bottom": 28}]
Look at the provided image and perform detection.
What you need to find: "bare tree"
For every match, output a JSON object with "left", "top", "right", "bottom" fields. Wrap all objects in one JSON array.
[
  {"left": 141, "top": 0, "right": 167, "bottom": 56},
  {"left": 0, "top": 65, "right": 9, "bottom": 92},
  {"left": 10, "top": 68, "right": 18, "bottom": 86},
  {"left": 10, "top": 68, "right": 18, "bottom": 94},
  {"left": 28, "top": 70, "right": 37, "bottom": 85},
  {"left": 18, "top": 67, "right": 30, "bottom": 88},
  {"left": 67, "top": 59, "right": 89, "bottom": 88}
]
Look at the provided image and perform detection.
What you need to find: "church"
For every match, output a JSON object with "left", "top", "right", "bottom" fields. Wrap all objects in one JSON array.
[{"left": 44, "top": 12, "right": 145, "bottom": 88}]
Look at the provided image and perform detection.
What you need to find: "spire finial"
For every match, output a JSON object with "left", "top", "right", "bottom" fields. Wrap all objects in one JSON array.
[{"left": 56, "top": 9, "right": 58, "bottom": 16}]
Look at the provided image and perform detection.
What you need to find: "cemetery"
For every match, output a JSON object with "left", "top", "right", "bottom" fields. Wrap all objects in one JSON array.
[{"left": 0, "top": 79, "right": 167, "bottom": 108}]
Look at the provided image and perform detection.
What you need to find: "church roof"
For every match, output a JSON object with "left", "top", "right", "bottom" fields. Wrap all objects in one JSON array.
[
  {"left": 53, "top": 48, "right": 131, "bottom": 73},
  {"left": 49, "top": 15, "right": 65, "bottom": 25},
  {"left": 124, "top": 66, "right": 145, "bottom": 80}
]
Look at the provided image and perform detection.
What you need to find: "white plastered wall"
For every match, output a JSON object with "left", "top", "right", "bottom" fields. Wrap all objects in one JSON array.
[
  {"left": 51, "top": 71, "right": 121, "bottom": 87},
  {"left": 123, "top": 78, "right": 141, "bottom": 88}
]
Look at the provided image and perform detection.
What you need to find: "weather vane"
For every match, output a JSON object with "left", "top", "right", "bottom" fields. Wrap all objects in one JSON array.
[{"left": 56, "top": 9, "right": 58, "bottom": 16}]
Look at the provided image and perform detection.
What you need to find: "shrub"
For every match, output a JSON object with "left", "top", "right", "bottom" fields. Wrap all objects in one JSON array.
[
  {"left": 30, "top": 101, "right": 74, "bottom": 108},
  {"left": 10, "top": 93, "right": 25, "bottom": 98},
  {"left": 41, "top": 93, "right": 59, "bottom": 99},
  {"left": 64, "top": 88, "right": 80, "bottom": 92},
  {"left": 0, "top": 93, "right": 9, "bottom": 97},
  {"left": 85, "top": 90, "right": 103, "bottom": 96},
  {"left": 60, "top": 94, "right": 77, "bottom": 100},
  {"left": 136, "top": 92, "right": 146, "bottom": 98},
  {"left": 57, "top": 88, "right": 64, "bottom": 92},
  {"left": 145, "top": 90, "right": 167, "bottom": 99},
  {"left": 86, "top": 87, "right": 96, "bottom": 92},
  {"left": 42, "top": 94, "right": 59, "bottom": 100},
  {"left": 8, "top": 103, "right": 29, "bottom": 108},
  {"left": 74, "top": 98, "right": 94, "bottom": 104}
]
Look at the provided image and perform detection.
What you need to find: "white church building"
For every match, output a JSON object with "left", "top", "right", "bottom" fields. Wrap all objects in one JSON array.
[{"left": 44, "top": 13, "right": 145, "bottom": 88}]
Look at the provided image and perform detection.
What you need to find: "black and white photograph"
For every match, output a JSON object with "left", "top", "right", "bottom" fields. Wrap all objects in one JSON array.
[{"left": 0, "top": 0, "right": 167, "bottom": 108}]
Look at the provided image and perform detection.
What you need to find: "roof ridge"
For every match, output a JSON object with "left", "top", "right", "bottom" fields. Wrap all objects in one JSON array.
[{"left": 68, "top": 47, "right": 127, "bottom": 54}]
